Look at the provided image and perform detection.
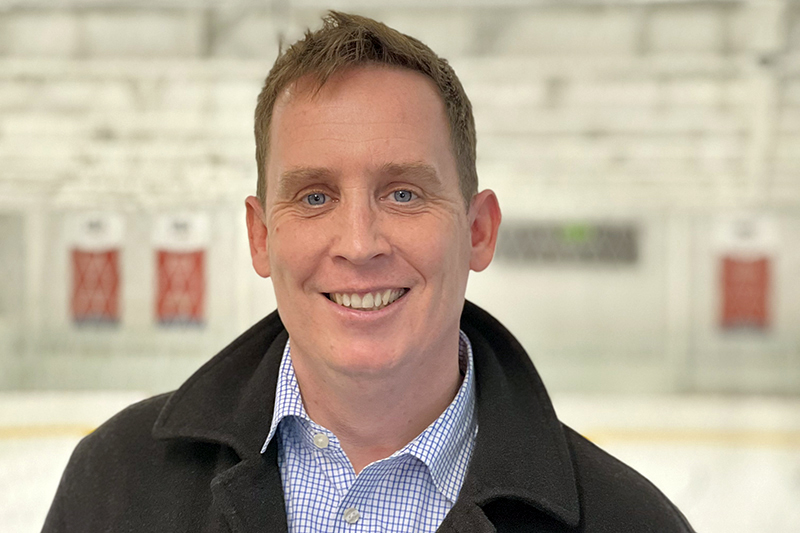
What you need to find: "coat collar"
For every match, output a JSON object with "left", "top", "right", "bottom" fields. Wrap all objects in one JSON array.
[
  {"left": 151, "top": 301, "right": 580, "bottom": 530},
  {"left": 152, "top": 312, "right": 287, "bottom": 461},
  {"left": 452, "top": 301, "right": 580, "bottom": 528}
]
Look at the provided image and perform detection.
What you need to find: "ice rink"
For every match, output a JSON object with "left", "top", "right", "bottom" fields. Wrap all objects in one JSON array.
[{"left": 1, "top": 391, "right": 798, "bottom": 533}]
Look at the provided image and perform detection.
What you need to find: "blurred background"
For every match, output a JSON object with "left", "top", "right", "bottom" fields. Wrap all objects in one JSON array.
[{"left": 0, "top": 0, "right": 798, "bottom": 531}]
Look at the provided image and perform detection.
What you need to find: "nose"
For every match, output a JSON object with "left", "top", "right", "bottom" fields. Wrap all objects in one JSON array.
[{"left": 329, "top": 196, "right": 391, "bottom": 265}]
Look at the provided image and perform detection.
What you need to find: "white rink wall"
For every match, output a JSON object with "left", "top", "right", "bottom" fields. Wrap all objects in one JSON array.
[{"left": 1, "top": 0, "right": 800, "bottom": 394}]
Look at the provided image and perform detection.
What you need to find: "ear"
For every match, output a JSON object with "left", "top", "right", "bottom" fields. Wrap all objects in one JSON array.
[
  {"left": 468, "top": 189, "right": 502, "bottom": 272},
  {"left": 245, "top": 196, "right": 271, "bottom": 278}
]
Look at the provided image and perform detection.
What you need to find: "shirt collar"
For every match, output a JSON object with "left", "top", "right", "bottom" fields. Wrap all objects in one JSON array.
[
  {"left": 401, "top": 330, "right": 477, "bottom": 502},
  {"left": 261, "top": 332, "right": 478, "bottom": 503},
  {"left": 262, "top": 339, "right": 306, "bottom": 452}
]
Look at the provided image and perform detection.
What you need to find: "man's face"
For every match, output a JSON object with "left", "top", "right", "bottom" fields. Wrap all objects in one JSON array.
[{"left": 247, "top": 66, "right": 495, "bottom": 377}]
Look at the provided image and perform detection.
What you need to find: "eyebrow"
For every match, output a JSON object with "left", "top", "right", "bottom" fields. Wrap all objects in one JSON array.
[
  {"left": 276, "top": 167, "right": 338, "bottom": 198},
  {"left": 378, "top": 162, "right": 443, "bottom": 190},
  {"left": 275, "top": 161, "right": 443, "bottom": 197}
]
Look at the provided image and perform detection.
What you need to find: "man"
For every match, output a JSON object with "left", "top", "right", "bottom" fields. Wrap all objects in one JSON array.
[{"left": 44, "top": 12, "right": 694, "bottom": 533}]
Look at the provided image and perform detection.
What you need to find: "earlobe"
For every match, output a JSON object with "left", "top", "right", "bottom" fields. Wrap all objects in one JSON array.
[
  {"left": 245, "top": 196, "right": 271, "bottom": 278},
  {"left": 468, "top": 190, "right": 502, "bottom": 272}
]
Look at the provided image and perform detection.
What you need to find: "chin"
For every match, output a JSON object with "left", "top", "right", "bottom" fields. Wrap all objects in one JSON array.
[{"left": 324, "top": 340, "right": 408, "bottom": 378}]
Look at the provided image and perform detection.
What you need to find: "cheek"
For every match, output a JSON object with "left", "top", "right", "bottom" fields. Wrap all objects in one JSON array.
[
  {"left": 268, "top": 221, "right": 326, "bottom": 284},
  {"left": 391, "top": 217, "right": 471, "bottom": 277}
]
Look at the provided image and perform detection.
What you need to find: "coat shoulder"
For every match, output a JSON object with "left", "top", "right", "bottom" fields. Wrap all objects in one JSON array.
[
  {"left": 562, "top": 425, "right": 694, "bottom": 532},
  {"left": 42, "top": 392, "right": 229, "bottom": 533},
  {"left": 42, "top": 394, "right": 169, "bottom": 531},
  {"left": 78, "top": 393, "right": 171, "bottom": 455}
]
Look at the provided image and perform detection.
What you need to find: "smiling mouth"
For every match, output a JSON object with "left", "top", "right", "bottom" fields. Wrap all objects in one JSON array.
[{"left": 325, "top": 288, "right": 408, "bottom": 311}]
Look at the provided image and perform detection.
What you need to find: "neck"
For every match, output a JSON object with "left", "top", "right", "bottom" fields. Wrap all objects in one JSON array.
[{"left": 290, "top": 336, "right": 463, "bottom": 474}]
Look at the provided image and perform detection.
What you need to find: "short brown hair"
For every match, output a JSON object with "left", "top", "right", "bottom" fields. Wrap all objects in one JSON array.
[{"left": 254, "top": 11, "right": 477, "bottom": 207}]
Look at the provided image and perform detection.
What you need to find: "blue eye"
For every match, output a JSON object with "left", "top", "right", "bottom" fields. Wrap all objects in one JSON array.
[
  {"left": 392, "top": 190, "right": 415, "bottom": 203},
  {"left": 305, "top": 193, "right": 327, "bottom": 206}
]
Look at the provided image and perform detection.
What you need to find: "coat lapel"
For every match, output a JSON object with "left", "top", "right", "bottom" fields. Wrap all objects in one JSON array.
[
  {"left": 210, "top": 440, "right": 287, "bottom": 533},
  {"left": 152, "top": 311, "right": 290, "bottom": 532},
  {"left": 437, "top": 495, "right": 496, "bottom": 533}
]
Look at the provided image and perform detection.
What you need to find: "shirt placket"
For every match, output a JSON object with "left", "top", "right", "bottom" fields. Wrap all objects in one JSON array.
[
  {"left": 334, "top": 457, "right": 399, "bottom": 533},
  {"left": 301, "top": 419, "right": 369, "bottom": 531}
]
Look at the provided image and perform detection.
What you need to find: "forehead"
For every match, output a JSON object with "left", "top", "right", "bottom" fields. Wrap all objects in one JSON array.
[
  {"left": 274, "top": 65, "right": 446, "bottom": 125},
  {"left": 266, "top": 66, "right": 456, "bottom": 188}
]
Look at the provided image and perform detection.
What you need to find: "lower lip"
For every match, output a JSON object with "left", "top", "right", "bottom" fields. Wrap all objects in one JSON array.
[{"left": 325, "top": 291, "right": 408, "bottom": 319}]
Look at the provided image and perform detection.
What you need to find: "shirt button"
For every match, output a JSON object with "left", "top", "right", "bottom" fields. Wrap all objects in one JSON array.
[
  {"left": 313, "top": 433, "right": 329, "bottom": 449},
  {"left": 343, "top": 507, "right": 360, "bottom": 524}
]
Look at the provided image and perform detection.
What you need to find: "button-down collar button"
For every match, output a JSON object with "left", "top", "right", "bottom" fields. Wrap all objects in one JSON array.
[
  {"left": 343, "top": 507, "right": 360, "bottom": 524},
  {"left": 313, "top": 433, "right": 329, "bottom": 449}
]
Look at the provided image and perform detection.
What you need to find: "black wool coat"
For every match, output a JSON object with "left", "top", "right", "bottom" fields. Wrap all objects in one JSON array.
[{"left": 43, "top": 301, "right": 695, "bottom": 532}]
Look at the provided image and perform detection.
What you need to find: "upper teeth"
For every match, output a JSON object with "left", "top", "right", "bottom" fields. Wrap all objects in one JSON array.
[{"left": 330, "top": 289, "right": 405, "bottom": 310}]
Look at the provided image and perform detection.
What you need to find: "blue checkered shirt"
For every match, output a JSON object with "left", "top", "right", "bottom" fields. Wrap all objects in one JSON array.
[{"left": 261, "top": 332, "right": 478, "bottom": 532}]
